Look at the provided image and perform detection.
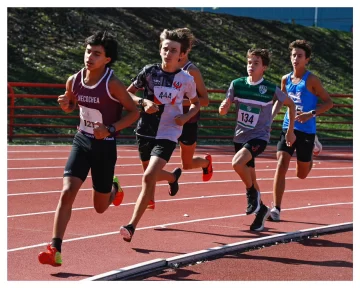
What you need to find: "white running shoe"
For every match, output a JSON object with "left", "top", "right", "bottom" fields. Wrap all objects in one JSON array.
[
  {"left": 313, "top": 135, "right": 322, "bottom": 156},
  {"left": 268, "top": 206, "right": 281, "bottom": 222}
]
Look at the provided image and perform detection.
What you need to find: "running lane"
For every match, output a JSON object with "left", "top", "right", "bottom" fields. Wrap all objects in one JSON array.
[{"left": 7, "top": 145, "right": 353, "bottom": 280}]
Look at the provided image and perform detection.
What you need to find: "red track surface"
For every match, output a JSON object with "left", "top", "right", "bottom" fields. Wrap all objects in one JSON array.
[
  {"left": 140, "top": 231, "right": 353, "bottom": 281},
  {"left": 7, "top": 145, "right": 353, "bottom": 281}
]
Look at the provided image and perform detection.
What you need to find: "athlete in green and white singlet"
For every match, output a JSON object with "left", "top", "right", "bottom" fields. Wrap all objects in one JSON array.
[
  {"left": 225, "top": 77, "right": 287, "bottom": 144},
  {"left": 219, "top": 48, "right": 296, "bottom": 233}
]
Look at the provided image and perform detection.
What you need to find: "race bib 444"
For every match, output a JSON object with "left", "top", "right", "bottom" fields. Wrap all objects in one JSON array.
[
  {"left": 153, "top": 86, "right": 178, "bottom": 105},
  {"left": 237, "top": 104, "right": 260, "bottom": 129}
]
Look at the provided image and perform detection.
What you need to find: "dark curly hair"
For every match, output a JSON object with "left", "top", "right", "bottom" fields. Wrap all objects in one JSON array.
[{"left": 85, "top": 31, "right": 118, "bottom": 67}]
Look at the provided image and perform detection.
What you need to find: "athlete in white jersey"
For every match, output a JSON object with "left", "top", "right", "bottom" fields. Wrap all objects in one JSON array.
[
  {"left": 131, "top": 29, "right": 212, "bottom": 212},
  {"left": 120, "top": 28, "right": 199, "bottom": 242}
]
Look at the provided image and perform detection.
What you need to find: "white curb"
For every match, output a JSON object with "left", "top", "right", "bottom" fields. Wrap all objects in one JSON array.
[{"left": 83, "top": 222, "right": 352, "bottom": 281}]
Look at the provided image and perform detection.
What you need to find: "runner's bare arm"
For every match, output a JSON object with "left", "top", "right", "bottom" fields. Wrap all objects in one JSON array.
[
  {"left": 272, "top": 76, "right": 288, "bottom": 119},
  {"left": 183, "top": 67, "right": 209, "bottom": 107},
  {"left": 127, "top": 83, "right": 158, "bottom": 113},
  {"left": 174, "top": 95, "right": 200, "bottom": 126},
  {"left": 272, "top": 100, "right": 283, "bottom": 120},
  {"left": 107, "top": 77, "right": 139, "bottom": 132},
  {"left": 219, "top": 98, "right": 231, "bottom": 115},
  {"left": 282, "top": 94, "right": 296, "bottom": 132},
  {"left": 58, "top": 75, "right": 77, "bottom": 113},
  {"left": 307, "top": 74, "right": 333, "bottom": 115},
  {"left": 186, "top": 95, "right": 200, "bottom": 119},
  {"left": 219, "top": 81, "right": 234, "bottom": 115},
  {"left": 280, "top": 74, "right": 288, "bottom": 94},
  {"left": 127, "top": 83, "right": 141, "bottom": 104},
  {"left": 282, "top": 92, "right": 296, "bottom": 146}
]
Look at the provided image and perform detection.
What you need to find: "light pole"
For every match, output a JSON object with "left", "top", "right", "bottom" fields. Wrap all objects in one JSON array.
[{"left": 314, "top": 7, "right": 318, "bottom": 27}]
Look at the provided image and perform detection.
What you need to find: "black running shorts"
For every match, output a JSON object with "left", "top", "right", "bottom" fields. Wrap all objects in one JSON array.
[
  {"left": 136, "top": 135, "right": 176, "bottom": 162},
  {"left": 234, "top": 138, "right": 268, "bottom": 168},
  {"left": 277, "top": 129, "right": 315, "bottom": 162},
  {"left": 178, "top": 122, "right": 198, "bottom": 146},
  {"left": 64, "top": 132, "right": 117, "bottom": 193}
]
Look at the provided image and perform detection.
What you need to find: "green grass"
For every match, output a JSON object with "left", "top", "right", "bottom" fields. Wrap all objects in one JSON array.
[{"left": 7, "top": 8, "right": 353, "bottom": 144}]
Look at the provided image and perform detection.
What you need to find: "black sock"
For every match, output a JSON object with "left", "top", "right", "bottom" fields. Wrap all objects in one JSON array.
[
  {"left": 275, "top": 206, "right": 281, "bottom": 212},
  {"left": 112, "top": 181, "right": 119, "bottom": 192},
  {"left": 51, "top": 238, "right": 63, "bottom": 253},
  {"left": 246, "top": 184, "right": 257, "bottom": 194},
  {"left": 126, "top": 224, "right": 135, "bottom": 233}
]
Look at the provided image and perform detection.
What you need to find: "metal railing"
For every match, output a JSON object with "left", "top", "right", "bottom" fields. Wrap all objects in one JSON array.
[{"left": 8, "top": 83, "right": 353, "bottom": 143}]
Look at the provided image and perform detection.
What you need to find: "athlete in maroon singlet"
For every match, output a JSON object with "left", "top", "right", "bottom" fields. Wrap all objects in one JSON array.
[{"left": 38, "top": 31, "right": 139, "bottom": 267}]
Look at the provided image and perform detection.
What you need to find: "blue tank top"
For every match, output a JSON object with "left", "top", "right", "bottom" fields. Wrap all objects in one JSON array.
[{"left": 282, "top": 71, "right": 317, "bottom": 134}]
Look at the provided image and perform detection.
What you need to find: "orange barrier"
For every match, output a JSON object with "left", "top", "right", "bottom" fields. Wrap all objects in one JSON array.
[{"left": 7, "top": 82, "right": 353, "bottom": 142}]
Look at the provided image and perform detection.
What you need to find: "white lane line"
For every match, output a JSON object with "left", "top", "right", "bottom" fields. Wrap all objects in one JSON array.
[
  {"left": 6, "top": 160, "right": 278, "bottom": 170},
  {"left": 7, "top": 144, "right": 353, "bottom": 148},
  {"left": 7, "top": 173, "right": 353, "bottom": 182},
  {"left": 7, "top": 154, "right": 275, "bottom": 161},
  {"left": 7, "top": 186, "right": 352, "bottom": 218},
  {"left": 7, "top": 164, "right": 353, "bottom": 171},
  {"left": 8, "top": 150, "right": 353, "bottom": 161},
  {"left": 7, "top": 156, "right": 138, "bottom": 160},
  {"left": 8, "top": 148, "right": 352, "bottom": 153},
  {"left": 8, "top": 177, "right": 353, "bottom": 197},
  {"left": 8, "top": 150, "right": 138, "bottom": 153},
  {"left": 7, "top": 202, "right": 353, "bottom": 252}
]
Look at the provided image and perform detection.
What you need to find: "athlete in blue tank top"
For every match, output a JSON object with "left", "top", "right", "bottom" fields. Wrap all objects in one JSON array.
[
  {"left": 269, "top": 40, "right": 333, "bottom": 222},
  {"left": 283, "top": 70, "right": 317, "bottom": 134}
]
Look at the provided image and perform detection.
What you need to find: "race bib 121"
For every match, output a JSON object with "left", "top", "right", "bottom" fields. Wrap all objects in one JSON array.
[{"left": 78, "top": 105, "right": 103, "bottom": 134}]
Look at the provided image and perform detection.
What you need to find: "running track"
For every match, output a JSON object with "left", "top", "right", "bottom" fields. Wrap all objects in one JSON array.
[{"left": 7, "top": 145, "right": 353, "bottom": 280}]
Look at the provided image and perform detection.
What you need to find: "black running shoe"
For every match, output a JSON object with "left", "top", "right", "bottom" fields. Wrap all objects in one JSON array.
[
  {"left": 120, "top": 224, "right": 135, "bottom": 242},
  {"left": 168, "top": 168, "right": 182, "bottom": 196},
  {"left": 250, "top": 203, "right": 270, "bottom": 232},
  {"left": 246, "top": 190, "right": 260, "bottom": 215}
]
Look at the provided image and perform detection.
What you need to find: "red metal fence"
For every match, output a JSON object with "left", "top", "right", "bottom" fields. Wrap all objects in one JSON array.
[{"left": 8, "top": 82, "right": 353, "bottom": 143}]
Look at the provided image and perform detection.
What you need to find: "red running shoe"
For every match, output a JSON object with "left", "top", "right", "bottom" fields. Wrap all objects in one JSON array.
[
  {"left": 202, "top": 154, "right": 213, "bottom": 182},
  {"left": 147, "top": 200, "right": 155, "bottom": 210},
  {"left": 38, "top": 244, "right": 62, "bottom": 267},
  {"left": 112, "top": 176, "right": 124, "bottom": 206}
]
